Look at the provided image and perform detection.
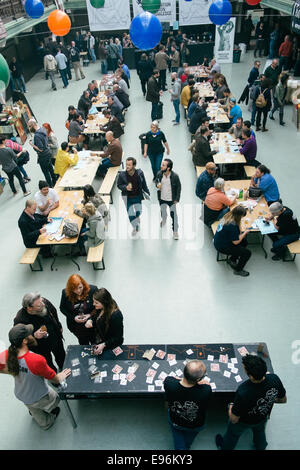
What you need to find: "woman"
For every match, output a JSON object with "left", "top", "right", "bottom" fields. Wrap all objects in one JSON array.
[
  {"left": 143, "top": 121, "right": 170, "bottom": 180},
  {"left": 137, "top": 53, "right": 153, "bottom": 96},
  {"left": 115, "top": 38, "right": 122, "bottom": 61},
  {"left": 269, "top": 73, "right": 289, "bottom": 126},
  {"left": 204, "top": 178, "right": 237, "bottom": 227},
  {"left": 85, "top": 288, "right": 124, "bottom": 354},
  {"left": 80, "top": 202, "right": 106, "bottom": 252},
  {"left": 60, "top": 275, "right": 97, "bottom": 344},
  {"left": 98, "top": 40, "right": 108, "bottom": 75},
  {"left": 214, "top": 205, "right": 251, "bottom": 277},
  {"left": 42, "top": 123, "right": 58, "bottom": 165},
  {"left": 74, "top": 184, "right": 110, "bottom": 227},
  {"left": 254, "top": 79, "right": 272, "bottom": 132},
  {"left": 68, "top": 112, "right": 87, "bottom": 149}
]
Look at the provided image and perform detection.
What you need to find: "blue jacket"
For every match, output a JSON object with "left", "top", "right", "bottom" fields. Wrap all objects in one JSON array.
[
  {"left": 254, "top": 173, "right": 280, "bottom": 202},
  {"left": 248, "top": 67, "right": 259, "bottom": 86},
  {"left": 195, "top": 170, "right": 215, "bottom": 201}
]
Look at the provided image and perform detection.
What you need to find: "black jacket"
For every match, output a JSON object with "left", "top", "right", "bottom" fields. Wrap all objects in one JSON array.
[
  {"left": 102, "top": 116, "right": 124, "bottom": 139},
  {"left": 137, "top": 59, "right": 153, "bottom": 80},
  {"left": 33, "top": 128, "right": 52, "bottom": 163},
  {"left": 117, "top": 168, "right": 150, "bottom": 199},
  {"left": 110, "top": 102, "right": 124, "bottom": 123},
  {"left": 189, "top": 107, "right": 208, "bottom": 135},
  {"left": 146, "top": 76, "right": 160, "bottom": 103},
  {"left": 91, "top": 309, "right": 124, "bottom": 350},
  {"left": 192, "top": 135, "right": 216, "bottom": 167},
  {"left": 115, "top": 88, "right": 130, "bottom": 108},
  {"left": 155, "top": 170, "right": 181, "bottom": 203},
  {"left": 18, "top": 211, "right": 48, "bottom": 248},
  {"left": 60, "top": 284, "right": 98, "bottom": 333},
  {"left": 78, "top": 94, "right": 91, "bottom": 119}
]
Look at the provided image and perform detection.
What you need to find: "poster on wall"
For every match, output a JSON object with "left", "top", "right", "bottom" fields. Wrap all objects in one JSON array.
[
  {"left": 291, "top": 0, "right": 300, "bottom": 34},
  {"left": 214, "top": 17, "right": 236, "bottom": 64},
  {"left": 87, "top": 0, "right": 131, "bottom": 31},
  {"left": 179, "top": 0, "right": 213, "bottom": 26},
  {"left": 132, "top": 0, "right": 176, "bottom": 25}
]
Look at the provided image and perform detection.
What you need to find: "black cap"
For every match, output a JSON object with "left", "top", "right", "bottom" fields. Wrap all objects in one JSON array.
[{"left": 8, "top": 324, "right": 34, "bottom": 346}]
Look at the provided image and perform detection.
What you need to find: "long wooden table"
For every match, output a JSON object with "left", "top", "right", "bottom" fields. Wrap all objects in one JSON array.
[
  {"left": 211, "top": 132, "right": 246, "bottom": 165},
  {"left": 83, "top": 114, "right": 109, "bottom": 135},
  {"left": 93, "top": 92, "right": 108, "bottom": 109},
  {"left": 194, "top": 82, "right": 214, "bottom": 99},
  {"left": 57, "top": 150, "right": 102, "bottom": 189},
  {"left": 207, "top": 103, "right": 230, "bottom": 125}
]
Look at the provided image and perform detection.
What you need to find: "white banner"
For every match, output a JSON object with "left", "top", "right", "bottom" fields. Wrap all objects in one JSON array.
[
  {"left": 132, "top": 0, "right": 176, "bottom": 25},
  {"left": 179, "top": 0, "right": 213, "bottom": 26},
  {"left": 87, "top": 0, "right": 131, "bottom": 32},
  {"left": 214, "top": 17, "right": 236, "bottom": 64}
]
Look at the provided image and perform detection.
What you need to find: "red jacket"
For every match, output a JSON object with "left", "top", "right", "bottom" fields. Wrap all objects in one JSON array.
[{"left": 279, "top": 40, "right": 293, "bottom": 58}]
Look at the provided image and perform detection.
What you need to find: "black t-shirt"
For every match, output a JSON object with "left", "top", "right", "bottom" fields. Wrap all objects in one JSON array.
[
  {"left": 145, "top": 131, "right": 166, "bottom": 156},
  {"left": 232, "top": 373, "right": 286, "bottom": 425},
  {"left": 126, "top": 171, "right": 140, "bottom": 198},
  {"left": 164, "top": 377, "right": 212, "bottom": 428},
  {"left": 276, "top": 207, "right": 299, "bottom": 235},
  {"left": 214, "top": 223, "right": 240, "bottom": 251}
]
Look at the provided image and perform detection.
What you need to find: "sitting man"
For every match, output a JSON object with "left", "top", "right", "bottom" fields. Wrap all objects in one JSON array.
[
  {"left": 189, "top": 103, "right": 209, "bottom": 135},
  {"left": 238, "top": 129, "right": 260, "bottom": 167},
  {"left": 242, "top": 120, "right": 256, "bottom": 139},
  {"left": 229, "top": 117, "right": 243, "bottom": 139},
  {"left": 204, "top": 178, "right": 237, "bottom": 227},
  {"left": 228, "top": 98, "right": 242, "bottom": 125},
  {"left": 195, "top": 162, "right": 217, "bottom": 202},
  {"left": 250, "top": 164, "right": 280, "bottom": 206},
  {"left": 54, "top": 142, "right": 78, "bottom": 178},
  {"left": 34, "top": 180, "right": 59, "bottom": 216},
  {"left": 107, "top": 96, "right": 124, "bottom": 123},
  {"left": 192, "top": 127, "right": 217, "bottom": 167},
  {"left": 97, "top": 131, "right": 122, "bottom": 177},
  {"left": 18, "top": 199, "right": 52, "bottom": 257},
  {"left": 266, "top": 202, "right": 300, "bottom": 260},
  {"left": 100, "top": 109, "right": 124, "bottom": 139},
  {"left": 112, "top": 83, "right": 130, "bottom": 109}
]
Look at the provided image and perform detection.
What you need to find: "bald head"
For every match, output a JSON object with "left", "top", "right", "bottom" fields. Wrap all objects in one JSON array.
[
  {"left": 105, "top": 131, "right": 114, "bottom": 142},
  {"left": 184, "top": 360, "right": 206, "bottom": 384}
]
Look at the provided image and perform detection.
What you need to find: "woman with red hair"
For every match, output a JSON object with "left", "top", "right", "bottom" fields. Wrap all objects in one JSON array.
[
  {"left": 59, "top": 275, "right": 97, "bottom": 344},
  {"left": 42, "top": 123, "right": 58, "bottom": 165}
]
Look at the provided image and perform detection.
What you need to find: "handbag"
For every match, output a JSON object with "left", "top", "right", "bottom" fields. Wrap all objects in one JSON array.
[
  {"left": 248, "top": 186, "right": 262, "bottom": 198},
  {"left": 62, "top": 221, "right": 79, "bottom": 238}
]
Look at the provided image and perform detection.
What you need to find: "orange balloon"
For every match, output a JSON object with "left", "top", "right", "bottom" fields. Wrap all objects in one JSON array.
[{"left": 48, "top": 10, "right": 71, "bottom": 37}]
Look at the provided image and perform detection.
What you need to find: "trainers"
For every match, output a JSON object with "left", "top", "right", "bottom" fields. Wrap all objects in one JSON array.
[
  {"left": 173, "top": 122, "right": 180, "bottom": 126},
  {"left": 215, "top": 434, "right": 223, "bottom": 450},
  {"left": 131, "top": 228, "right": 137, "bottom": 237},
  {"left": 272, "top": 254, "right": 282, "bottom": 261},
  {"left": 269, "top": 115, "right": 275, "bottom": 120},
  {"left": 51, "top": 407, "right": 60, "bottom": 418},
  {"left": 280, "top": 122, "right": 285, "bottom": 126},
  {"left": 173, "top": 232, "right": 179, "bottom": 240},
  {"left": 234, "top": 269, "right": 249, "bottom": 277},
  {"left": 262, "top": 128, "right": 268, "bottom": 132},
  {"left": 23, "top": 191, "right": 31, "bottom": 197}
]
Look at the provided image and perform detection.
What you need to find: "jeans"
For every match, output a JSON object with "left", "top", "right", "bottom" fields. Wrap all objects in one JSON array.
[
  {"left": 160, "top": 200, "right": 179, "bottom": 232},
  {"left": 59, "top": 68, "right": 69, "bottom": 87},
  {"left": 110, "top": 58, "right": 118, "bottom": 72},
  {"left": 12, "top": 76, "right": 26, "bottom": 92},
  {"left": 168, "top": 412, "right": 205, "bottom": 450},
  {"left": 48, "top": 70, "right": 56, "bottom": 89},
  {"left": 88, "top": 47, "right": 96, "bottom": 63},
  {"left": 172, "top": 99, "right": 180, "bottom": 123},
  {"left": 73, "top": 61, "right": 85, "bottom": 80},
  {"left": 151, "top": 102, "right": 159, "bottom": 121},
  {"left": 269, "top": 39, "right": 276, "bottom": 59},
  {"left": 39, "top": 159, "right": 56, "bottom": 188},
  {"left": 268, "top": 232, "right": 299, "bottom": 257},
  {"left": 221, "top": 418, "right": 268, "bottom": 450},
  {"left": 270, "top": 97, "right": 284, "bottom": 123},
  {"left": 100, "top": 60, "right": 108, "bottom": 75},
  {"left": 254, "top": 39, "right": 265, "bottom": 58},
  {"left": 148, "top": 153, "right": 163, "bottom": 179},
  {"left": 279, "top": 56, "right": 289, "bottom": 72},
  {"left": 40, "top": 339, "right": 66, "bottom": 373},
  {"left": 5, "top": 166, "right": 27, "bottom": 194},
  {"left": 251, "top": 102, "right": 257, "bottom": 126},
  {"left": 204, "top": 205, "right": 230, "bottom": 227},
  {"left": 18, "top": 165, "right": 29, "bottom": 179},
  {"left": 126, "top": 196, "right": 142, "bottom": 228},
  {"left": 97, "top": 158, "right": 114, "bottom": 177},
  {"left": 140, "top": 78, "right": 147, "bottom": 95}
]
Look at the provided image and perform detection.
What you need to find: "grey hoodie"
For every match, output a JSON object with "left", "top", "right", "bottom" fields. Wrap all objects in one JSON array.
[
  {"left": 85, "top": 211, "right": 106, "bottom": 249},
  {"left": 170, "top": 78, "right": 182, "bottom": 101}
]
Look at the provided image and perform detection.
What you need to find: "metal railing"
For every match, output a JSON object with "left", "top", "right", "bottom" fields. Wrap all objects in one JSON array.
[{"left": 0, "top": 0, "right": 55, "bottom": 24}]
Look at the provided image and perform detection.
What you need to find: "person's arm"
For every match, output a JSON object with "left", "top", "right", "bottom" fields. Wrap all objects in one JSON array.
[
  {"left": 228, "top": 403, "right": 240, "bottom": 424},
  {"left": 275, "top": 395, "right": 287, "bottom": 403},
  {"left": 117, "top": 172, "right": 128, "bottom": 193},
  {"left": 174, "top": 174, "right": 181, "bottom": 203},
  {"left": 67, "top": 152, "right": 79, "bottom": 167},
  {"left": 232, "top": 229, "right": 250, "bottom": 245},
  {"left": 164, "top": 141, "right": 170, "bottom": 155},
  {"left": 143, "top": 142, "right": 148, "bottom": 158}
]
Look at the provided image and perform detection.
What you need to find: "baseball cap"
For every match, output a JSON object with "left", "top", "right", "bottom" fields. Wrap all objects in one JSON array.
[
  {"left": 9, "top": 324, "right": 34, "bottom": 346},
  {"left": 229, "top": 97, "right": 236, "bottom": 104}
]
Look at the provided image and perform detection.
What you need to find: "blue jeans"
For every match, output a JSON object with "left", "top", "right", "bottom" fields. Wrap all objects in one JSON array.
[
  {"left": 88, "top": 48, "right": 96, "bottom": 63},
  {"left": 18, "top": 165, "right": 28, "bottom": 179},
  {"left": 168, "top": 412, "right": 205, "bottom": 450},
  {"left": 269, "top": 233, "right": 299, "bottom": 257},
  {"left": 172, "top": 99, "right": 180, "bottom": 123},
  {"left": 12, "top": 76, "right": 26, "bottom": 93},
  {"left": 151, "top": 102, "right": 159, "bottom": 121},
  {"left": 148, "top": 153, "right": 163, "bottom": 179},
  {"left": 97, "top": 158, "right": 113, "bottom": 177},
  {"left": 101, "top": 60, "right": 108, "bottom": 75},
  {"left": 251, "top": 102, "right": 257, "bottom": 126},
  {"left": 270, "top": 97, "right": 284, "bottom": 123},
  {"left": 221, "top": 419, "right": 268, "bottom": 450},
  {"left": 60, "top": 68, "right": 69, "bottom": 87},
  {"left": 126, "top": 196, "right": 142, "bottom": 227},
  {"left": 269, "top": 39, "right": 276, "bottom": 59}
]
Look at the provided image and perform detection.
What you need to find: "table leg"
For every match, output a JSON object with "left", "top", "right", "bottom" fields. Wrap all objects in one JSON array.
[
  {"left": 261, "top": 234, "right": 268, "bottom": 259},
  {"left": 62, "top": 399, "right": 77, "bottom": 429},
  {"left": 70, "top": 245, "right": 81, "bottom": 271},
  {"left": 50, "top": 246, "right": 57, "bottom": 271}
]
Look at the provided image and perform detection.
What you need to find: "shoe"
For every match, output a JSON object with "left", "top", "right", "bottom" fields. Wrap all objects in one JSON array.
[
  {"left": 23, "top": 191, "right": 31, "bottom": 197},
  {"left": 173, "top": 232, "right": 179, "bottom": 240},
  {"left": 82, "top": 76, "right": 86, "bottom": 79},
  {"left": 131, "top": 228, "right": 137, "bottom": 237},
  {"left": 51, "top": 407, "right": 61, "bottom": 418},
  {"left": 215, "top": 434, "right": 223, "bottom": 450},
  {"left": 280, "top": 122, "right": 285, "bottom": 126},
  {"left": 160, "top": 219, "right": 167, "bottom": 227},
  {"left": 173, "top": 122, "right": 180, "bottom": 126},
  {"left": 24, "top": 178, "right": 31, "bottom": 182},
  {"left": 172, "top": 119, "right": 176, "bottom": 122},
  {"left": 227, "top": 258, "right": 238, "bottom": 270},
  {"left": 272, "top": 254, "right": 282, "bottom": 261},
  {"left": 262, "top": 128, "right": 268, "bottom": 132},
  {"left": 234, "top": 269, "right": 249, "bottom": 277},
  {"left": 256, "top": 127, "right": 261, "bottom": 131},
  {"left": 269, "top": 115, "right": 274, "bottom": 120},
  {"left": 53, "top": 88, "right": 57, "bottom": 91}
]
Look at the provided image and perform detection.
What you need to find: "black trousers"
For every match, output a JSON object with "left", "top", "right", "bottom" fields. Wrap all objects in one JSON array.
[
  {"left": 39, "top": 159, "right": 56, "bottom": 188},
  {"left": 40, "top": 339, "right": 66, "bottom": 373},
  {"left": 219, "top": 240, "right": 251, "bottom": 271},
  {"left": 140, "top": 78, "right": 147, "bottom": 95},
  {"left": 158, "top": 69, "right": 167, "bottom": 91},
  {"left": 256, "top": 108, "right": 268, "bottom": 129},
  {"left": 5, "top": 166, "right": 27, "bottom": 194}
]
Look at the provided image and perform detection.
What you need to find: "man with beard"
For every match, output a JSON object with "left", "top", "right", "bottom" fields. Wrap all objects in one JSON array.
[{"left": 13, "top": 293, "right": 65, "bottom": 372}]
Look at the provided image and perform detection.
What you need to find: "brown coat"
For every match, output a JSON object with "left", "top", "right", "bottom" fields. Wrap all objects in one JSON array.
[
  {"left": 155, "top": 51, "right": 169, "bottom": 70},
  {"left": 103, "top": 139, "right": 122, "bottom": 166}
]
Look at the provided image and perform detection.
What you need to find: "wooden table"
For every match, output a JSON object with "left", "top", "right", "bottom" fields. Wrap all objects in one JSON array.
[
  {"left": 98, "top": 74, "right": 118, "bottom": 90},
  {"left": 57, "top": 150, "right": 101, "bottom": 189},
  {"left": 211, "top": 133, "right": 246, "bottom": 165},
  {"left": 186, "top": 66, "right": 208, "bottom": 80},
  {"left": 94, "top": 92, "right": 108, "bottom": 109},
  {"left": 207, "top": 103, "right": 230, "bottom": 125},
  {"left": 194, "top": 82, "right": 214, "bottom": 99},
  {"left": 83, "top": 114, "right": 109, "bottom": 135}
]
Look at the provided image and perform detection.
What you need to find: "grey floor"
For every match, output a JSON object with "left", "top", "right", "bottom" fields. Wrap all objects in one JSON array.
[{"left": 0, "top": 52, "right": 300, "bottom": 450}]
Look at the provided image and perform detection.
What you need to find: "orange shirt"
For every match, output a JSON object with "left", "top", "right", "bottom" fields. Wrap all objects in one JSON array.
[{"left": 205, "top": 187, "right": 233, "bottom": 211}]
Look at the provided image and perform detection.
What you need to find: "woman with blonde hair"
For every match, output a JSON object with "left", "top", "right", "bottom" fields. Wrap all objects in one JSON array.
[
  {"left": 79, "top": 202, "right": 106, "bottom": 253},
  {"left": 143, "top": 121, "right": 170, "bottom": 179}
]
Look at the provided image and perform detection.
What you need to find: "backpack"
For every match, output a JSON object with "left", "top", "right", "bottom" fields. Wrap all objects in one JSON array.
[
  {"left": 255, "top": 88, "right": 267, "bottom": 108},
  {"left": 62, "top": 221, "right": 79, "bottom": 238}
]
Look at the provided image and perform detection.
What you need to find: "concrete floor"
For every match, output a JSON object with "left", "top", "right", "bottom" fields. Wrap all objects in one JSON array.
[{"left": 0, "top": 52, "right": 300, "bottom": 450}]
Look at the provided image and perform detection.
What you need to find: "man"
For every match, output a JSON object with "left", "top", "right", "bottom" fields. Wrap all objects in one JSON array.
[
  {"left": 5, "top": 137, "right": 30, "bottom": 182},
  {"left": 188, "top": 94, "right": 200, "bottom": 120},
  {"left": 137, "top": 53, "right": 153, "bottom": 96},
  {"left": 117, "top": 157, "right": 150, "bottom": 237},
  {"left": 243, "top": 120, "right": 256, "bottom": 139},
  {"left": 204, "top": 178, "right": 237, "bottom": 227},
  {"left": 34, "top": 181, "right": 59, "bottom": 216},
  {"left": 250, "top": 73, "right": 266, "bottom": 126},
  {"left": 87, "top": 31, "right": 96, "bottom": 63},
  {"left": 264, "top": 59, "right": 280, "bottom": 90},
  {"left": 229, "top": 117, "right": 243, "bottom": 139},
  {"left": 254, "top": 21, "right": 265, "bottom": 58},
  {"left": 180, "top": 79, "right": 195, "bottom": 109},
  {"left": 28, "top": 119, "right": 56, "bottom": 188},
  {"left": 14, "top": 293, "right": 66, "bottom": 373},
  {"left": 104, "top": 88, "right": 124, "bottom": 112},
  {"left": 195, "top": 162, "right": 217, "bottom": 202},
  {"left": 97, "top": 131, "right": 122, "bottom": 177},
  {"left": 208, "top": 59, "right": 221, "bottom": 76},
  {"left": 70, "top": 41, "right": 85, "bottom": 81},
  {"left": 0, "top": 137, "right": 30, "bottom": 197},
  {"left": 189, "top": 105, "right": 209, "bottom": 135},
  {"left": 78, "top": 90, "right": 93, "bottom": 119},
  {"left": 101, "top": 109, "right": 124, "bottom": 139},
  {"left": 238, "top": 61, "right": 260, "bottom": 105},
  {"left": 107, "top": 96, "right": 124, "bottom": 123},
  {"left": 18, "top": 199, "right": 52, "bottom": 257},
  {"left": 0, "top": 324, "right": 71, "bottom": 430},
  {"left": 155, "top": 45, "right": 169, "bottom": 91},
  {"left": 54, "top": 142, "right": 78, "bottom": 178},
  {"left": 87, "top": 82, "right": 96, "bottom": 101},
  {"left": 43, "top": 50, "right": 57, "bottom": 91},
  {"left": 169, "top": 72, "right": 181, "bottom": 125},
  {"left": 155, "top": 158, "right": 181, "bottom": 240},
  {"left": 269, "top": 24, "right": 279, "bottom": 60},
  {"left": 57, "top": 42, "right": 72, "bottom": 80},
  {"left": 244, "top": 14, "right": 254, "bottom": 51},
  {"left": 9, "top": 56, "right": 26, "bottom": 93},
  {"left": 228, "top": 98, "right": 242, "bottom": 125},
  {"left": 266, "top": 202, "right": 300, "bottom": 260},
  {"left": 112, "top": 83, "right": 130, "bottom": 109},
  {"left": 107, "top": 38, "right": 119, "bottom": 72},
  {"left": 278, "top": 35, "right": 293, "bottom": 72},
  {"left": 250, "top": 164, "right": 280, "bottom": 205},
  {"left": 216, "top": 354, "right": 287, "bottom": 450},
  {"left": 115, "top": 73, "right": 129, "bottom": 96},
  {"left": 219, "top": 88, "right": 233, "bottom": 113},
  {"left": 164, "top": 360, "right": 212, "bottom": 450},
  {"left": 238, "top": 129, "right": 260, "bottom": 167},
  {"left": 192, "top": 127, "right": 217, "bottom": 167},
  {"left": 55, "top": 48, "right": 69, "bottom": 88},
  {"left": 170, "top": 45, "right": 180, "bottom": 73},
  {"left": 146, "top": 69, "right": 162, "bottom": 121}
]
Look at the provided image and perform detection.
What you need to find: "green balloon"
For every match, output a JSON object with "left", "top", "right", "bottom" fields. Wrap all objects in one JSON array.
[
  {"left": 90, "top": 0, "right": 105, "bottom": 8},
  {"left": 142, "top": 0, "right": 161, "bottom": 14},
  {"left": 0, "top": 54, "right": 10, "bottom": 93}
]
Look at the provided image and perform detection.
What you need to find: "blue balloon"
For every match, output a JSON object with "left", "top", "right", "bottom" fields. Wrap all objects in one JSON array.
[
  {"left": 209, "top": 0, "right": 232, "bottom": 26},
  {"left": 130, "top": 12, "right": 162, "bottom": 51},
  {"left": 25, "top": 0, "right": 44, "bottom": 19}
]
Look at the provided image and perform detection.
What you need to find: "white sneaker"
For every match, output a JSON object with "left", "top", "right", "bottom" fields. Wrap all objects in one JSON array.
[{"left": 173, "top": 232, "right": 179, "bottom": 240}]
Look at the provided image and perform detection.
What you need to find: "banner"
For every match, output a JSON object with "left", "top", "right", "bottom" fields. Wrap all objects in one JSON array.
[
  {"left": 214, "top": 17, "right": 236, "bottom": 64},
  {"left": 291, "top": 0, "right": 300, "bottom": 34},
  {"left": 87, "top": 0, "right": 131, "bottom": 32},
  {"left": 132, "top": 0, "right": 176, "bottom": 25},
  {"left": 179, "top": 0, "right": 213, "bottom": 26}
]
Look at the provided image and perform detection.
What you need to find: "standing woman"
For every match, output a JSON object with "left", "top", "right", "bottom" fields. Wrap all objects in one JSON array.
[
  {"left": 143, "top": 121, "right": 170, "bottom": 180},
  {"left": 60, "top": 275, "right": 98, "bottom": 345},
  {"left": 115, "top": 38, "right": 123, "bottom": 61},
  {"left": 42, "top": 123, "right": 58, "bottom": 165},
  {"left": 85, "top": 288, "right": 124, "bottom": 355},
  {"left": 254, "top": 79, "right": 272, "bottom": 132},
  {"left": 269, "top": 73, "right": 289, "bottom": 126}
]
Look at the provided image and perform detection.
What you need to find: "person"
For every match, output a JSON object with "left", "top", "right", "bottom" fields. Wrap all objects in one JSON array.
[
  {"left": 155, "top": 45, "right": 169, "bottom": 91},
  {"left": 57, "top": 42, "right": 72, "bottom": 80},
  {"left": 54, "top": 142, "right": 78, "bottom": 178},
  {"left": 78, "top": 90, "right": 92, "bottom": 120},
  {"left": 87, "top": 82, "right": 96, "bottom": 101},
  {"left": 243, "top": 120, "right": 256, "bottom": 139},
  {"left": 34, "top": 180, "right": 59, "bottom": 216},
  {"left": 269, "top": 24, "right": 279, "bottom": 59},
  {"left": 97, "top": 131, "right": 123, "bottom": 177},
  {"left": 180, "top": 79, "right": 195, "bottom": 109},
  {"left": 143, "top": 121, "right": 170, "bottom": 180},
  {"left": 155, "top": 158, "right": 181, "bottom": 240},
  {"left": 265, "top": 202, "right": 300, "bottom": 260},
  {"left": 74, "top": 31, "right": 84, "bottom": 51},
  {"left": 215, "top": 77, "right": 227, "bottom": 102},
  {"left": 68, "top": 113, "right": 86, "bottom": 148},
  {"left": 0, "top": 137, "right": 30, "bottom": 196},
  {"left": 195, "top": 162, "right": 217, "bottom": 201},
  {"left": 238, "top": 61, "right": 260, "bottom": 105},
  {"left": 0, "top": 324, "right": 70, "bottom": 430},
  {"left": 208, "top": 59, "right": 221, "bottom": 76},
  {"left": 189, "top": 105, "right": 209, "bottom": 135},
  {"left": 192, "top": 127, "right": 217, "bottom": 167},
  {"left": 28, "top": 119, "right": 56, "bottom": 188},
  {"left": 107, "top": 38, "right": 119, "bottom": 72},
  {"left": 107, "top": 96, "right": 124, "bottom": 123},
  {"left": 115, "top": 38, "right": 122, "bottom": 61},
  {"left": 55, "top": 48, "right": 68, "bottom": 88},
  {"left": 170, "top": 45, "right": 180, "bottom": 73},
  {"left": 85, "top": 288, "right": 124, "bottom": 353},
  {"left": 112, "top": 84, "right": 130, "bottom": 109},
  {"left": 254, "top": 22, "right": 265, "bottom": 58},
  {"left": 278, "top": 35, "right": 293, "bottom": 72},
  {"left": 14, "top": 293, "right": 65, "bottom": 372},
  {"left": 269, "top": 73, "right": 289, "bottom": 126},
  {"left": 100, "top": 109, "right": 124, "bottom": 139},
  {"left": 204, "top": 178, "right": 237, "bottom": 227},
  {"left": 70, "top": 41, "right": 85, "bottom": 80},
  {"left": 169, "top": 72, "right": 181, "bottom": 125},
  {"left": 18, "top": 199, "right": 52, "bottom": 258},
  {"left": 164, "top": 360, "right": 212, "bottom": 451},
  {"left": 146, "top": 69, "right": 162, "bottom": 121},
  {"left": 117, "top": 157, "right": 150, "bottom": 237},
  {"left": 5, "top": 137, "right": 30, "bottom": 182},
  {"left": 254, "top": 79, "right": 272, "bottom": 132},
  {"left": 187, "top": 93, "right": 200, "bottom": 119},
  {"left": 74, "top": 184, "right": 109, "bottom": 227},
  {"left": 238, "top": 129, "right": 260, "bottom": 167},
  {"left": 42, "top": 123, "right": 58, "bottom": 165},
  {"left": 244, "top": 14, "right": 254, "bottom": 51},
  {"left": 229, "top": 117, "right": 243, "bottom": 139},
  {"left": 104, "top": 87, "right": 124, "bottom": 112},
  {"left": 219, "top": 88, "right": 233, "bottom": 112},
  {"left": 137, "top": 53, "right": 153, "bottom": 96},
  {"left": 213, "top": 205, "right": 251, "bottom": 277},
  {"left": 43, "top": 51, "right": 57, "bottom": 91},
  {"left": 99, "top": 40, "right": 108, "bottom": 75},
  {"left": 87, "top": 32, "right": 96, "bottom": 63},
  {"left": 79, "top": 202, "right": 106, "bottom": 253},
  {"left": 119, "top": 59, "right": 130, "bottom": 81},
  {"left": 115, "top": 73, "right": 129, "bottom": 96},
  {"left": 9, "top": 57, "right": 26, "bottom": 93},
  {"left": 250, "top": 165, "right": 280, "bottom": 205},
  {"left": 228, "top": 98, "right": 242, "bottom": 125},
  {"left": 216, "top": 354, "right": 287, "bottom": 450},
  {"left": 264, "top": 59, "right": 280, "bottom": 90},
  {"left": 66, "top": 105, "right": 83, "bottom": 128}
]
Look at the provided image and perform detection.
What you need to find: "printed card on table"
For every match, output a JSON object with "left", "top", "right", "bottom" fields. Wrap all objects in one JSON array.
[
  {"left": 148, "top": 385, "right": 155, "bottom": 392},
  {"left": 112, "top": 346, "right": 123, "bottom": 356},
  {"left": 210, "top": 363, "right": 220, "bottom": 372},
  {"left": 167, "top": 354, "right": 176, "bottom": 362},
  {"left": 235, "top": 375, "right": 242, "bottom": 383},
  {"left": 210, "top": 382, "right": 216, "bottom": 390},
  {"left": 112, "top": 365, "right": 123, "bottom": 374},
  {"left": 158, "top": 371, "right": 168, "bottom": 381},
  {"left": 146, "top": 377, "right": 153, "bottom": 384},
  {"left": 146, "top": 368, "right": 156, "bottom": 378},
  {"left": 156, "top": 350, "right": 166, "bottom": 359},
  {"left": 224, "top": 370, "right": 231, "bottom": 378},
  {"left": 127, "top": 373, "right": 136, "bottom": 383},
  {"left": 237, "top": 347, "right": 249, "bottom": 357},
  {"left": 186, "top": 349, "right": 194, "bottom": 355},
  {"left": 219, "top": 354, "right": 228, "bottom": 363},
  {"left": 152, "top": 362, "right": 160, "bottom": 370},
  {"left": 207, "top": 355, "right": 214, "bottom": 361}
]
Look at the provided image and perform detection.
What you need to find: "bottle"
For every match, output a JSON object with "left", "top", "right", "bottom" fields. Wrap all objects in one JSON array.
[{"left": 239, "top": 189, "right": 243, "bottom": 199}]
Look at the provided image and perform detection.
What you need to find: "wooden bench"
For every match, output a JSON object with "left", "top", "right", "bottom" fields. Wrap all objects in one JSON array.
[
  {"left": 87, "top": 243, "right": 105, "bottom": 270},
  {"left": 244, "top": 165, "right": 256, "bottom": 178},
  {"left": 54, "top": 177, "right": 63, "bottom": 192},
  {"left": 283, "top": 240, "right": 300, "bottom": 262},
  {"left": 98, "top": 166, "right": 120, "bottom": 203},
  {"left": 210, "top": 221, "right": 229, "bottom": 262},
  {"left": 19, "top": 248, "right": 43, "bottom": 271},
  {"left": 196, "top": 166, "right": 206, "bottom": 178}
]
